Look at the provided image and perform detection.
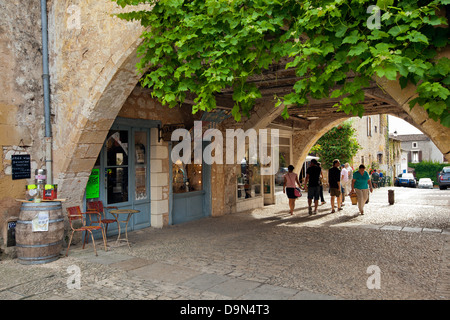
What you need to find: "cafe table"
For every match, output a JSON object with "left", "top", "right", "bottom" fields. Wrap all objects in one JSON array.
[{"left": 108, "top": 209, "right": 140, "bottom": 248}]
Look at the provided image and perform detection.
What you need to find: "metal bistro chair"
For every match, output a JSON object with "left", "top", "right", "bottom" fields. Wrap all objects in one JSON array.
[
  {"left": 86, "top": 201, "right": 118, "bottom": 244},
  {"left": 66, "top": 206, "right": 107, "bottom": 256}
]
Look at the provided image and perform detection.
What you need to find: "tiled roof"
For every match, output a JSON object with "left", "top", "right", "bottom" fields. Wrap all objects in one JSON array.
[{"left": 388, "top": 134, "right": 430, "bottom": 141}]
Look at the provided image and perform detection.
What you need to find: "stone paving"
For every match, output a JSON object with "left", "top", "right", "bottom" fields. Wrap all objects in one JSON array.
[{"left": 0, "top": 187, "right": 449, "bottom": 302}]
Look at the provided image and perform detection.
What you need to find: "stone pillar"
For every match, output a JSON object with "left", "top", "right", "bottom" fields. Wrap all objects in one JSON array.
[{"left": 150, "top": 128, "right": 169, "bottom": 227}]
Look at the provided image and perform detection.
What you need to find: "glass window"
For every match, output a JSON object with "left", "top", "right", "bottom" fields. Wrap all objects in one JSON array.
[
  {"left": 172, "top": 141, "right": 203, "bottom": 193},
  {"left": 135, "top": 131, "right": 147, "bottom": 201},
  {"left": 237, "top": 150, "right": 262, "bottom": 200},
  {"left": 275, "top": 145, "right": 290, "bottom": 193},
  {"left": 106, "top": 130, "right": 129, "bottom": 204}
]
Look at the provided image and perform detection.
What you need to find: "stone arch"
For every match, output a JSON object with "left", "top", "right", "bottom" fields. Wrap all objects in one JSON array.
[
  {"left": 48, "top": 1, "right": 154, "bottom": 205},
  {"left": 291, "top": 118, "right": 348, "bottom": 176},
  {"left": 53, "top": 40, "right": 145, "bottom": 205},
  {"left": 377, "top": 76, "right": 450, "bottom": 162}
]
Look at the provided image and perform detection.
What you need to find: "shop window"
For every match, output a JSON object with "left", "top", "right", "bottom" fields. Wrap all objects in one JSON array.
[
  {"left": 172, "top": 141, "right": 203, "bottom": 193},
  {"left": 106, "top": 130, "right": 129, "bottom": 204},
  {"left": 274, "top": 145, "right": 291, "bottom": 193},
  {"left": 237, "top": 159, "right": 261, "bottom": 199},
  {"left": 134, "top": 131, "right": 147, "bottom": 201},
  {"left": 237, "top": 150, "right": 262, "bottom": 200}
]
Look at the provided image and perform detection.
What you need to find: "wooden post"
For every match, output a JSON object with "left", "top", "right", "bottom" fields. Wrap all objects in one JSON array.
[{"left": 388, "top": 189, "right": 395, "bottom": 205}]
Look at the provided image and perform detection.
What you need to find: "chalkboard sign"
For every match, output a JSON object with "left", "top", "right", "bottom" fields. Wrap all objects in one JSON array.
[{"left": 11, "top": 154, "right": 31, "bottom": 180}]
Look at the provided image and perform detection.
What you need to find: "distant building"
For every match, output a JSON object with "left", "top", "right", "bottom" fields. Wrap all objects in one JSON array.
[
  {"left": 351, "top": 115, "right": 388, "bottom": 172},
  {"left": 391, "top": 134, "right": 447, "bottom": 164},
  {"left": 387, "top": 133, "right": 404, "bottom": 177}
]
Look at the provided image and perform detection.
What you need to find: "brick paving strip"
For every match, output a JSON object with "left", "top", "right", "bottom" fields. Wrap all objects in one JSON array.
[{"left": 435, "top": 236, "right": 450, "bottom": 299}]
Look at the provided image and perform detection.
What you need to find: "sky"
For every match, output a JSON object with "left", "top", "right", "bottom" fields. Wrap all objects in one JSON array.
[{"left": 388, "top": 115, "right": 423, "bottom": 135}]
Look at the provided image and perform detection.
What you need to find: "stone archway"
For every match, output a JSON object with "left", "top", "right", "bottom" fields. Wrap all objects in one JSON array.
[
  {"left": 49, "top": 1, "right": 149, "bottom": 205},
  {"left": 47, "top": 1, "right": 449, "bottom": 210},
  {"left": 53, "top": 41, "right": 144, "bottom": 205},
  {"left": 291, "top": 118, "right": 348, "bottom": 175}
]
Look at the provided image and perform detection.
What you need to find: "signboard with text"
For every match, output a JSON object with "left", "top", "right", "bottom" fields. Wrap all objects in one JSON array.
[{"left": 11, "top": 154, "right": 31, "bottom": 180}]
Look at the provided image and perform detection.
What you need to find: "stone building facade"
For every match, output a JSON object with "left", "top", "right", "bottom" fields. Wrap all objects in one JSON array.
[
  {"left": 394, "top": 134, "right": 447, "bottom": 164},
  {"left": 351, "top": 115, "right": 389, "bottom": 172},
  {"left": 1, "top": 1, "right": 450, "bottom": 256}
]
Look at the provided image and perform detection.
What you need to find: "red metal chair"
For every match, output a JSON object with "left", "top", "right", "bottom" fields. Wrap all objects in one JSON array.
[
  {"left": 66, "top": 206, "right": 107, "bottom": 256},
  {"left": 86, "top": 201, "right": 118, "bottom": 242}
]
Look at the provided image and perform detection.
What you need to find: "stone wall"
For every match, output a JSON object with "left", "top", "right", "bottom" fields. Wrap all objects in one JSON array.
[
  {"left": 1, "top": 0, "right": 449, "bottom": 251},
  {"left": 0, "top": 1, "right": 47, "bottom": 247},
  {"left": 351, "top": 115, "right": 388, "bottom": 171}
]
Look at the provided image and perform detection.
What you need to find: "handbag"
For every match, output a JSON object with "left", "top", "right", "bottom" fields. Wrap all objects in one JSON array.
[{"left": 288, "top": 173, "right": 302, "bottom": 197}]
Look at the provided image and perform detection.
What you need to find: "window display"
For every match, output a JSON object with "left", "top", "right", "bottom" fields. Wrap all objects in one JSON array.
[
  {"left": 134, "top": 131, "right": 147, "bottom": 201},
  {"left": 172, "top": 141, "right": 203, "bottom": 193},
  {"left": 237, "top": 155, "right": 262, "bottom": 200}
]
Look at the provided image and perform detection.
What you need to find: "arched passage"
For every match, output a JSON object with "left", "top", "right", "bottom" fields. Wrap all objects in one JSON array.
[
  {"left": 53, "top": 39, "right": 145, "bottom": 205},
  {"left": 47, "top": 1, "right": 449, "bottom": 213}
]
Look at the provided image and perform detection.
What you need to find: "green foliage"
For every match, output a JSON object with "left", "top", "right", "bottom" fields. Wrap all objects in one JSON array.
[
  {"left": 113, "top": 0, "right": 450, "bottom": 126},
  {"left": 408, "top": 160, "right": 447, "bottom": 184},
  {"left": 310, "top": 122, "right": 360, "bottom": 169}
]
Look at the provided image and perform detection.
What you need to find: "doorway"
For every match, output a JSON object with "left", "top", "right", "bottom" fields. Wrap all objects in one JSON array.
[{"left": 85, "top": 119, "right": 153, "bottom": 237}]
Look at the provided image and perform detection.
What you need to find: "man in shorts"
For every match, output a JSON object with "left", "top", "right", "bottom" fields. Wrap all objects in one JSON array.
[
  {"left": 304, "top": 159, "right": 321, "bottom": 215},
  {"left": 328, "top": 159, "right": 343, "bottom": 213}
]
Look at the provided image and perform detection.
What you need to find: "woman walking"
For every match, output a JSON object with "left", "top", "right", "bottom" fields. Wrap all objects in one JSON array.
[
  {"left": 351, "top": 164, "right": 373, "bottom": 215},
  {"left": 283, "top": 165, "right": 301, "bottom": 215}
]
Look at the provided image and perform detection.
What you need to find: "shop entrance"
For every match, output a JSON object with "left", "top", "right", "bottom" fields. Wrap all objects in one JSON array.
[
  {"left": 85, "top": 118, "right": 156, "bottom": 237},
  {"left": 170, "top": 141, "right": 212, "bottom": 225}
]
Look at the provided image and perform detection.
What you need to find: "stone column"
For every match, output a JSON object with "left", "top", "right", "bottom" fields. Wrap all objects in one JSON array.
[{"left": 150, "top": 128, "right": 169, "bottom": 227}]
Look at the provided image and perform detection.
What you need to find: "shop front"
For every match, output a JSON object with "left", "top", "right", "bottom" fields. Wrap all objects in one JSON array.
[
  {"left": 169, "top": 140, "right": 212, "bottom": 225},
  {"left": 263, "top": 129, "right": 293, "bottom": 206},
  {"left": 85, "top": 118, "right": 157, "bottom": 237}
]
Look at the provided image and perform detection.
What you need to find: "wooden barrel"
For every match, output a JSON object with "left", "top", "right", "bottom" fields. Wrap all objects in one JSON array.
[{"left": 16, "top": 201, "right": 64, "bottom": 265}]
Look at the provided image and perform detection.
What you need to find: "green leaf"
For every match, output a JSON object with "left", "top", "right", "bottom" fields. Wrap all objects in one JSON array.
[
  {"left": 348, "top": 42, "right": 368, "bottom": 56},
  {"left": 407, "top": 31, "right": 429, "bottom": 44},
  {"left": 330, "top": 89, "right": 342, "bottom": 98},
  {"left": 376, "top": 0, "right": 394, "bottom": 10},
  {"left": 342, "top": 30, "right": 360, "bottom": 44},
  {"left": 388, "top": 25, "right": 410, "bottom": 37}
]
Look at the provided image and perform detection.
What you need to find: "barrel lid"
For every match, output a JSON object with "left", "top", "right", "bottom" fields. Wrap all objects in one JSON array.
[{"left": 21, "top": 201, "right": 62, "bottom": 208}]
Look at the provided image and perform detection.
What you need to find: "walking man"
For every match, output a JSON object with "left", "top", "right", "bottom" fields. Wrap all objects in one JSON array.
[
  {"left": 304, "top": 159, "right": 321, "bottom": 215},
  {"left": 345, "top": 163, "right": 353, "bottom": 195},
  {"left": 329, "top": 159, "right": 343, "bottom": 213}
]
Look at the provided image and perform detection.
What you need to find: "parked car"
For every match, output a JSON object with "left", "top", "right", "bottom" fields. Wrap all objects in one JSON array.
[
  {"left": 438, "top": 166, "right": 450, "bottom": 190},
  {"left": 395, "top": 173, "right": 417, "bottom": 188},
  {"left": 275, "top": 167, "right": 288, "bottom": 185},
  {"left": 418, "top": 178, "right": 433, "bottom": 189}
]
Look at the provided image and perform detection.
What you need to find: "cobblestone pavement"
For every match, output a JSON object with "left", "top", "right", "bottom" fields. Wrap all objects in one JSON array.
[{"left": 1, "top": 187, "right": 449, "bottom": 302}]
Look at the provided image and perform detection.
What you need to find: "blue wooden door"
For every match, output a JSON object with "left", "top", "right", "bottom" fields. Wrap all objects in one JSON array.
[{"left": 86, "top": 121, "right": 152, "bottom": 238}]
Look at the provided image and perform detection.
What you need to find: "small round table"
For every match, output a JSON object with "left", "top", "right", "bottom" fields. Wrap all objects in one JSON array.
[{"left": 109, "top": 209, "right": 140, "bottom": 248}]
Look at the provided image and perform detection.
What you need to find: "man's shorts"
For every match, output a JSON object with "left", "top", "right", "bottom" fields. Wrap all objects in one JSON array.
[
  {"left": 307, "top": 186, "right": 320, "bottom": 200},
  {"left": 330, "top": 187, "right": 341, "bottom": 197}
]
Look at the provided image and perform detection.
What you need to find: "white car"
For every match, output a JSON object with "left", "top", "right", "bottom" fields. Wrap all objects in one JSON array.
[{"left": 418, "top": 178, "right": 434, "bottom": 189}]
